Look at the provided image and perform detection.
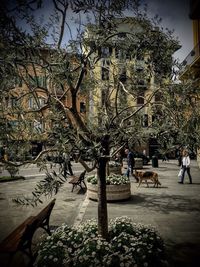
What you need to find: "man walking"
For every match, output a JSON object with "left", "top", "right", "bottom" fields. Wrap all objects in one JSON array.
[{"left": 125, "top": 148, "right": 138, "bottom": 182}]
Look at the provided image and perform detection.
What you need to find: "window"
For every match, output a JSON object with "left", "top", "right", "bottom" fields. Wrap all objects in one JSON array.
[
  {"left": 137, "top": 92, "right": 144, "bottom": 105},
  {"left": 28, "top": 97, "right": 34, "bottom": 109},
  {"left": 7, "top": 97, "right": 17, "bottom": 108},
  {"left": 33, "top": 120, "right": 44, "bottom": 132},
  {"left": 100, "top": 47, "right": 112, "bottom": 57},
  {"left": 38, "top": 97, "right": 46, "bottom": 107},
  {"left": 119, "top": 70, "right": 127, "bottom": 82},
  {"left": 28, "top": 97, "right": 46, "bottom": 109},
  {"left": 102, "top": 67, "right": 109, "bottom": 80},
  {"left": 102, "top": 47, "right": 109, "bottom": 57},
  {"left": 101, "top": 90, "right": 106, "bottom": 106},
  {"left": 115, "top": 48, "right": 130, "bottom": 60},
  {"left": 143, "top": 114, "right": 148, "bottom": 127},
  {"left": 80, "top": 102, "right": 86, "bottom": 113},
  {"left": 28, "top": 76, "right": 47, "bottom": 87}
]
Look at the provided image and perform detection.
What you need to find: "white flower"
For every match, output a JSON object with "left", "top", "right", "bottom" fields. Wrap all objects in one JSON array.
[
  {"left": 53, "top": 258, "right": 58, "bottom": 262},
  {"left": 49, "top": 255, "right": 53, "bottom": 259},
  {"left": 79, "top": 256, "right": 83, "bottom": 262},
  {"left": 68, "top": 247, "right": 72, "bottom": 253}
]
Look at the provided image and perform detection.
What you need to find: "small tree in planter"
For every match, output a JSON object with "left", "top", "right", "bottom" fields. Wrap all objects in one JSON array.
[
  {"left": 1, "top": 0, "right": 193, "bottom": 242},
  {"left": 87, "top": 174, "right": 131, "bottom": 201}
]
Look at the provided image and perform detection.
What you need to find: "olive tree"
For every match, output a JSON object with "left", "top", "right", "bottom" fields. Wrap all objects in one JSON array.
[{"left": 1, "top": 0, "right": 195, "bottom": 239}]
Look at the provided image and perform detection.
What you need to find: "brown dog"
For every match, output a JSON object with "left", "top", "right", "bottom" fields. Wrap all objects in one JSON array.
[{"left": 135, "top": 170, "right": 161, "bottom": 188}]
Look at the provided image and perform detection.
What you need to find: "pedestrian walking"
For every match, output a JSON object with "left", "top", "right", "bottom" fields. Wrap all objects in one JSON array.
[
  {"left": 62, "top": 152, "right": 73, "bottom": 178},
  {"left": 179, "top": 150, "right": 192, "bottom": 184},
  {"left": 125, "top": 148, "right": 138, "bottom": 182},
  {"left": 162, "top": 153, "right": 169, "bottom": 162}
]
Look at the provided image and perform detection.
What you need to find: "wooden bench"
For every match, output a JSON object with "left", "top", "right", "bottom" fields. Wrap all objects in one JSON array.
[
  {"left": 0, "top": 198, "right": 56, "bottom": 266},
  {"left": 34, "top": 198, "right": 56, "bottom": 235},
  {"left": 69, "top": 170, "right": 87, "bottom": 192}
]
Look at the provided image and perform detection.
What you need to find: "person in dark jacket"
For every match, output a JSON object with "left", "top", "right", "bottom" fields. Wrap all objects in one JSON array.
[
  {"left": 125, "top": 148, "right": 138, "bottom": 182},
  {"left": 62, "top": 152, "right": 73, "bottom": 177}
]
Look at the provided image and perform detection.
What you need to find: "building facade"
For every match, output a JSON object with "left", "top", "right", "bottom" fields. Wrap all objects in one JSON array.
[
  {"left": 179, "top": 0, "right": 200, "bottom": 167},
  {"left": 84, "top": 17, "right": 179, "bottom": 157},
  {"left": 0, "top": 46, "right": 87, "bottom": 160}
]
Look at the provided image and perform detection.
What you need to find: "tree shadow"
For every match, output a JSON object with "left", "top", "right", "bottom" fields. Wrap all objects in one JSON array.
[
  {"left": 166, "top": 242, "right": 200, "bottom": 267},
  {"left": 116, "top": 193, "right": 200, "bottom": 213},
  {"left": 77, "top": 187, "right": 87, "bottom": 194}
]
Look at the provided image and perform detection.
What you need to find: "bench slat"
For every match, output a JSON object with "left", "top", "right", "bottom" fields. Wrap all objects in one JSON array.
[
  {"left": 0, "top": 216, "right": 36, "bottom": 252},
  {"left": 0, "top": 198, "right": 56, "bottom": 266},
  {"left": 35, "top": 199, "right": 56, "bottom": 223}
]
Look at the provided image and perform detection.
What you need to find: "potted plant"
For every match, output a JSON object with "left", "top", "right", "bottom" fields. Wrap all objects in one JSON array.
[{"left": 87, "top": 174, "right": 131, "bottom": 201}]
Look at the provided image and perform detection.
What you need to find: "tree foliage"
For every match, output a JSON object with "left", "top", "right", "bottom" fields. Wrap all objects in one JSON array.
[{"left": 0, "top": 0, "right": 199, "bottom": 238}]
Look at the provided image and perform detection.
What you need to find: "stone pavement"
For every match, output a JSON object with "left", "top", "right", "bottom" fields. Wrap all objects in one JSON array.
[
  {"left": 0, "top": 159, "right": 200, "bottom": 266},
  {"left": 82, "top": 159, "right": 200, "bottom": 267}
]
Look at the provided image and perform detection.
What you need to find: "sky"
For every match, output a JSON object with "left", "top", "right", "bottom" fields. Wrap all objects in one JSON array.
[
  {"left": 6, "top": 0, "right": 193, "bottom": 63},
  {"left": 142, "top": 0, "right": 193, "bottom": 62},
  {"left": 48, "top": 0, "right": 194, "bottom": 63}
]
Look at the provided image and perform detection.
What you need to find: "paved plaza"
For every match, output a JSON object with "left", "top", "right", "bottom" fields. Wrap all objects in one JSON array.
[{"left": 0, "top": 159, "right": 200, "bottom": 266}]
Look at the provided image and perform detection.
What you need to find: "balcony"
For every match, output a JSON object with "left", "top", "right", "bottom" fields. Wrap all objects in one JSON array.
[{"left": 180, "top": 42, "right": 200, "bottom": 78}]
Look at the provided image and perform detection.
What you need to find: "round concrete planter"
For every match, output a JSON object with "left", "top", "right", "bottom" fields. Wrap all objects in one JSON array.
[{"left": 87, "top": 182, "right": 131, "bottom": 201}]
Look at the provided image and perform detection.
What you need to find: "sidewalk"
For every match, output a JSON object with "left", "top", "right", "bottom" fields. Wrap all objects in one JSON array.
[
  {"left": 81, "top": 159, "right": 200, "bottom": 267},
  {"left": 0, "top": 159, "right": 200, "bottom": 267}
]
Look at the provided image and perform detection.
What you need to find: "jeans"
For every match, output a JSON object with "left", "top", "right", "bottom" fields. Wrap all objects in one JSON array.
[
  {"left": 126, "top": 166, "right": 138, "bottom": 182},
  {"left": 126, "top": 166, "right": 132, "bottom": 178},
  {"left": 181, "top": 165, "right": 192, "bottom": 183}
]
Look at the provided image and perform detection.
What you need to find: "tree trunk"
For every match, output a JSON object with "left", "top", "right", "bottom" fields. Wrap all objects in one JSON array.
[{"left": 97, "top": 156, "right": 108, "bottom": 240}]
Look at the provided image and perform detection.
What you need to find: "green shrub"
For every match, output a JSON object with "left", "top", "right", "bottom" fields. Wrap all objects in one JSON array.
[{"left": 35, "top": 216, "right": 166, "bottom": 267}]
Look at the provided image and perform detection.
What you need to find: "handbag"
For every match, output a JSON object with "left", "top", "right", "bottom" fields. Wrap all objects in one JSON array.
[{"left": 178, "top": 168, "right": 183, "bottom": 178}]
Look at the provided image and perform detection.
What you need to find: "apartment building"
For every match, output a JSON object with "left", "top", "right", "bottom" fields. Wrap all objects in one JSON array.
[
  {"left": 0, "top": 46, "right": 87, "bottom": 159},
  {"left": 179, "top": 0, "right": 200, "bottom": 167},
  {"left": 84, "top": 17, "right": 179, "bottom": 156}
]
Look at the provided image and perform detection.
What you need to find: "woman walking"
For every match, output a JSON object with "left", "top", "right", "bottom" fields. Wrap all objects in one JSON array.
[{"left": 179, "top": 150, "right": 192, "bottom": 184}]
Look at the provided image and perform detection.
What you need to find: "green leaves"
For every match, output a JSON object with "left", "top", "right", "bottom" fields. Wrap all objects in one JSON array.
[{"left": 13, "top": 170, "right": 67, "bottom": 206}]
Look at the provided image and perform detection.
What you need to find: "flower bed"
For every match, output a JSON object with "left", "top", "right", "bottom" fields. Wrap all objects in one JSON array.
[
  {"left": 35, "top": 216, "right": 166, "bottom": 267},
  {"left": 87, "top": 174, "right": 131, "bottom": 201},
  {"left": 87, "top": 174, "right": 129, "bottom": 185}
]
